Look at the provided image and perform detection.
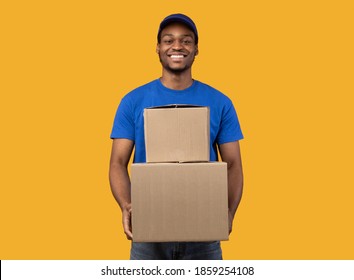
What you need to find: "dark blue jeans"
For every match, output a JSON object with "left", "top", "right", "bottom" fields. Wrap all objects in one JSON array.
[{"left": 130, "top": 241, "right": 222, "bottom": 260}]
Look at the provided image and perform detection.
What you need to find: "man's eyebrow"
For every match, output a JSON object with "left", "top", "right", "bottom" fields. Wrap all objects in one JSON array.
[{"left": 161, "top": 34, "right": 194, "bottom": 38}]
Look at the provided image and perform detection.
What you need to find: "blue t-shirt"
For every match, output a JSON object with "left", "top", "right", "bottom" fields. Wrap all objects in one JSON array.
[{"left": 111, "top": 79, "right": 243, "bottom": 163}]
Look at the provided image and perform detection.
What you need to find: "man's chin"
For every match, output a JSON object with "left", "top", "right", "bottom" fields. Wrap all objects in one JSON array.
[{"left": 165, "top": 65, "right": 190, "bottom": 74}]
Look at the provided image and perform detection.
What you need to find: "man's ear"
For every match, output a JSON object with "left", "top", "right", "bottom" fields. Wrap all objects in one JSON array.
[
  {"left": 195, "top": 46, "right": 199, "bottom": 56},
  {"left": 156, "top": 44, "right": 160, "bottom": 54}
]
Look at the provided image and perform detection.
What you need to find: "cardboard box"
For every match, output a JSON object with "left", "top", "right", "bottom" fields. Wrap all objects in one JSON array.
[
  {"left": 144, "top": 105, "right": 210, "bottom": 163},
  {"left": 131, "top": 162, "right": 229, "bottom": 242}
]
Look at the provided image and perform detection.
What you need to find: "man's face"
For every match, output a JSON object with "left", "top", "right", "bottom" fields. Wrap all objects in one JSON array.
[{"left": 157, "top": 23, "right": 198, "bottom": 73}]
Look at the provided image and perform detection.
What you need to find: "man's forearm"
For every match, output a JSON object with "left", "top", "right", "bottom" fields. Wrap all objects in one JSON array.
[
  {"left": 109, "top": 162, "right": 131, "bottom": 210},
  {"left": 109, "top": 138, "right": 134, "bottom": 240},
  {"left": 109, "top": 162, "right": 133, "bottom": 240},
  {"left": 228, "top": 162, "right": 243, "bottom": 219}
]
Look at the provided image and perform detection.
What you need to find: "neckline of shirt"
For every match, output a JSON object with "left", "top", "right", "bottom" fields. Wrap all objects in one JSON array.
[{"left": 156, "top": 78, "right": 198, "bottom": 95}]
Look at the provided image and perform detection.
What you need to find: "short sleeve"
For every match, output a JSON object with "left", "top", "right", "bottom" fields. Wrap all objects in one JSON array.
[
  {"left": 110, "top": 95, "right": 135, "bottom": 141},
  {"left": 216, "top": 100, "right": 244, "bottom": 144}
]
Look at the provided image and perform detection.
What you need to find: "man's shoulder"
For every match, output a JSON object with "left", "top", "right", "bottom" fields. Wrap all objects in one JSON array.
[
  {"left": 195, "top": 80, "right": 232, "bottom": 103},
  {"left": 125, "top": 79, "right": 158, "bottom": 98}
]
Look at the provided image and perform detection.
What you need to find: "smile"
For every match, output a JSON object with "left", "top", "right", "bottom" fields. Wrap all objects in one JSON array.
[{"left": 169, "top": 55, "right": 186, "bottom": 59}]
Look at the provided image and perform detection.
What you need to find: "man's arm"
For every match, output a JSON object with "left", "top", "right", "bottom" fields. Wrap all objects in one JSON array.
[
  {"left": 218, "top": 141, "right": 243, "bottom": 234},
  {"left": 109, "top": 138, "right": 134, "bottom": 240}
]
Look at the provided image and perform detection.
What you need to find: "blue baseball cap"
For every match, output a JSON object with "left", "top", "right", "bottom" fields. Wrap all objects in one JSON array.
[{"left": 157, "top": 13, "right": 199, "bottom": 44}]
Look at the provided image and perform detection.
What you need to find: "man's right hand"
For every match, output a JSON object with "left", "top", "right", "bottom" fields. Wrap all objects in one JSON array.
[{"left": 122, "top": 204, "right": 133, "bottom": 240}]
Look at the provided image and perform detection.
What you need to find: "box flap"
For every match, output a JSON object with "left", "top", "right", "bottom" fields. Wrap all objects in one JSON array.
[{"left": 146, "top": 104, "right": 206, "bottom": 109}]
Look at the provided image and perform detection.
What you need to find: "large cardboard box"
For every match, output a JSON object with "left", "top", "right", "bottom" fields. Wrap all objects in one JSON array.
[
  {"left": 144, "top": 105, "right": 210, "bottom": 163},
  {"left": 131, "top": 162, "right": 229, "bottom": 242}
]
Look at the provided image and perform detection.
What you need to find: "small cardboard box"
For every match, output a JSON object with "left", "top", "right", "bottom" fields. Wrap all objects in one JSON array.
[
  {"left": 131, "top": 162, "right": 229, "bottom": 242},
  {"left": 144, "top": 105, "right": 210, "bottom": 163}
]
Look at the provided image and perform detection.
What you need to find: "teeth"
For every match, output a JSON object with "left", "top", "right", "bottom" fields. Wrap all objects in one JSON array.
[{"left": 170, "top": 55, "right": 184, "bottom": 58}]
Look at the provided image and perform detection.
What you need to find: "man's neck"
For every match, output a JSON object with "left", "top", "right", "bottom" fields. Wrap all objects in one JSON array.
[{"left": 160, "top": 70, "right": 193, "bottom": 90}]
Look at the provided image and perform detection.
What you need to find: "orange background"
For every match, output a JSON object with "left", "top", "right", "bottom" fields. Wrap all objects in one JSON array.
[{"left": 1, "top": 0, "right": 353, "bottom": 259}]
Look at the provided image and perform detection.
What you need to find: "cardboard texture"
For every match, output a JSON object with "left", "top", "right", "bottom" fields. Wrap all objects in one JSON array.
[
  {"left": 144, "top": 106, "right": 210, "bottom": 163},
  {"left": 131, "top": 162, "right": 229, "bottom": 242}
]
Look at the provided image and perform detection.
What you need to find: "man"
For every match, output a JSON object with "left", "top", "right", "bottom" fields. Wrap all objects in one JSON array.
[{"left": 109, "top": 13, "right": 243, "bottom": 260}]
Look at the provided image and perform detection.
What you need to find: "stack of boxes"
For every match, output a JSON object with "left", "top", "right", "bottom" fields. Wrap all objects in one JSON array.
[{"left": 131, "top": 105, "right": 229, "bottom": 242}]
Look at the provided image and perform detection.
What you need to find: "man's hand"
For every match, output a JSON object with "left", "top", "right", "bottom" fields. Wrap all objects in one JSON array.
[{"left": 122, "top": 204, "right": 133, "bottom": 240}]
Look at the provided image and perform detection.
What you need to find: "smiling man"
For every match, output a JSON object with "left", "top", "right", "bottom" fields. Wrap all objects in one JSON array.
[
  {"left": 109, "top": 14, "right": 244, "bottom": 260},
  {"left": 157, "top": 19, "right": 197, "bottom": 78}
]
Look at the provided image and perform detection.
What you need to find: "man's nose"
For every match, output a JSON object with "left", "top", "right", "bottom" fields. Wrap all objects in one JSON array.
[{"left": 172, "top": 40, "right": 183, "bottom": 50}]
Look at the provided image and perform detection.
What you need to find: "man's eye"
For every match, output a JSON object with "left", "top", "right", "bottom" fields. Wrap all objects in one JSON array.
[
  {"left": 182, "top": 40, "right": 192, "bottom": 45},
  {"left": 164, "top": 40, "right": 173, "bottom": 44}
]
